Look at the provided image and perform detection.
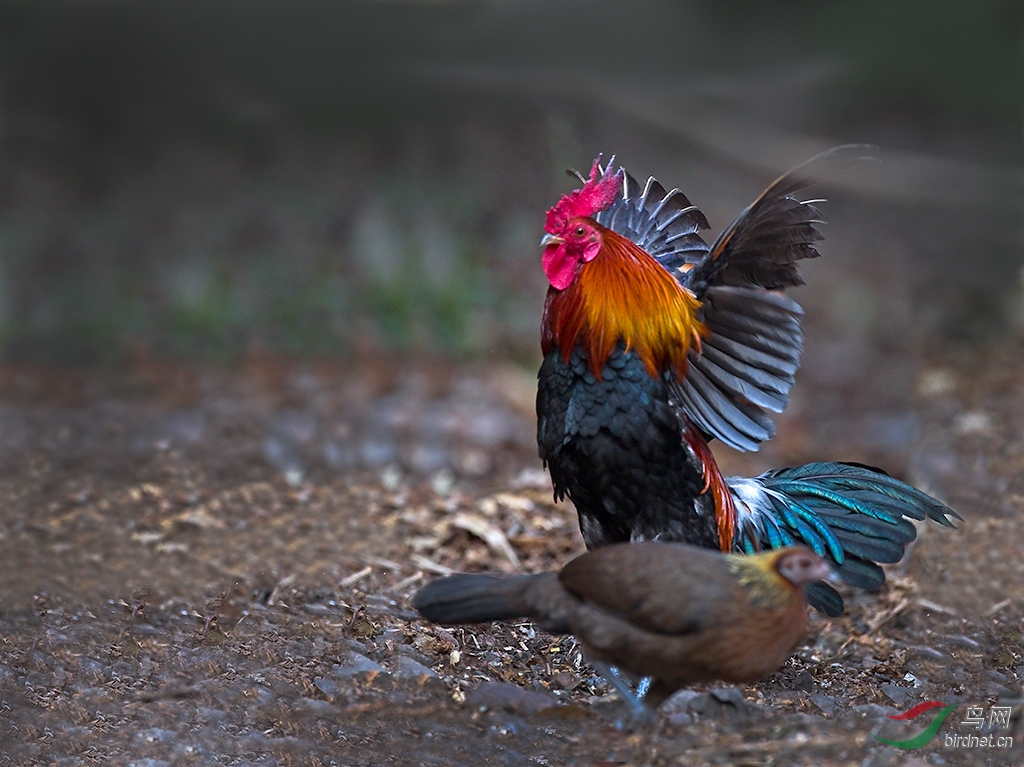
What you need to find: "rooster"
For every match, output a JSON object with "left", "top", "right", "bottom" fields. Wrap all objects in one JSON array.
[{"left": 536, "top": 147, "right": 960, "bottom": 615}]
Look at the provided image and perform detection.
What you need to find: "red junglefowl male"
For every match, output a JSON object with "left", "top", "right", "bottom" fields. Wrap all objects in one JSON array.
[
  {"left": 414, "top": 542, "right": 834, "bottom": 709},
  {"left": 536, "top": 147, "right": 960, "bottom": 616}
]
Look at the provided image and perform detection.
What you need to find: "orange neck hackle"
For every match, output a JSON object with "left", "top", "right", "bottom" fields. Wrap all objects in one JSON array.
[{"left": 541, "top": 223, "right": 706, "bottom": 380}]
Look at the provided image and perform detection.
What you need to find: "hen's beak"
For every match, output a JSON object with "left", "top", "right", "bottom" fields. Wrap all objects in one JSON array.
[
  {"left": 817, "top": 561, "right": 842, "bottom": 584},
  {"left": 539, "top": 233, "right": 564, "bottom": 248}
]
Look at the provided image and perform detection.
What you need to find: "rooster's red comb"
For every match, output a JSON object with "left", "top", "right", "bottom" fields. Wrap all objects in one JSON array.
[{"left": 545, "top": 155, "right": 623, "bottom": 234}]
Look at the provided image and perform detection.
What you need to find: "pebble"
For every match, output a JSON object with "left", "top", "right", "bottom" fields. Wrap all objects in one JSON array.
[
  {"left": 291, "top": 697, "right": 338, "bottom": 716},
  {"left": 134, "top": 728, "right": 176, "bottom": 744},
  {"left": 323, "top": 440, "right": 358, "bottom": 470},
  {"left": 790, "top": 669, "right": 815, "bottom": 691},
  {"left": 262, "top": 437, "right": 306, "bottom": 482},
  {"left": 910, "top": 644, "right": 949, "bottom": 662},
  {"left": 390, "top": 655, "right": 440, "bottom": 682},
  {"left": 332, "top": 651, "right": 389, "bottom": 681},
  {"left": 361, "top": 439, "right": 398, "bottom": 468},
  {"left": 314, "top": 676, "right": 341, "bottom": 701},
  {"left": 809, "top": 693, "right": 838, "bottom": 716},
  {"left": 345, "top": 639, "right": 369, "bottom": 654},
  {"left": 195, "top": 707, "right": 230, "bottom": 725},
  {"left": 405, "top": 443, "right": 449, "bottom": 474},
  {"left": 397, "top": 646, "right": 437, "bottom": 668},
  {"left": 464, "top": 680, "right": 560, "bottom": 715},
  {"left": 946, "top": 634, "right": 982, "bottom": 650},
  {"left": 683, "top": 687, "right": 764, "bottom": 725},
  {"left": 879, "top": 682, "right": 911, "bottom": 707},
  {"left": 840, "top": 703, "right": 898, "bottom": 726},
  {"left": 661, "top": 689, "right": 699, "bottom": 726},
  {"left": 251, "top": 684, "right": 276, "bottom": 707},
  {"left": 859, "top": 747, "right": 903, "bottom": 767}
]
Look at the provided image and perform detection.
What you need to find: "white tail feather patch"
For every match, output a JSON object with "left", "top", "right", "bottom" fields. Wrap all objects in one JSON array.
[{"left": 726, "top": 476, "right": 789, "bottom": 540}]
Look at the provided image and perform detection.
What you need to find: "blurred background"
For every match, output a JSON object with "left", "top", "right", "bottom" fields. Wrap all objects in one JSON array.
[
  {"left": 0, "top": 0, "right": 1021, "bottom": 478},
  {"left": 1, "top": 0, "right": 1020, "bottom": 360},
  {"left": 1, "top": 9, "right": 1023, "bottom": 762}
]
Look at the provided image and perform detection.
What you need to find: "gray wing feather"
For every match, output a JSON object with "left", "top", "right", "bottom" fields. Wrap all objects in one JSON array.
[
  {"left": 594, "top": 167, "right": 711, "bottom": 270},
  {"left": 592, "top": 152, "right": 872, "bottom": 451},
  {"left": 676, "top": 286, "right": 804, "bottom": 451}
]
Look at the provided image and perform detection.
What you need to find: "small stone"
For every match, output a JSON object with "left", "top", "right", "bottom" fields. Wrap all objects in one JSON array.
[
  {"left": 323, "top": 440, "right": 358, "bottom": 471},
  {"left": 195, "top": 707, "right": 229, "bottom": 725},
  {"left": 391, "top": 655, "right": 443, "bottom": 693},
  {"left": 710, "top": 687, "right": 745, "bottom": 705},
  {"left": 842, "top": 703, "right": 898, "bottom": 726},
  {"left": 660, "top": 689, "right": 699, "bottom": 713},
  {"left": 785, "top": 712, "right": 828, "bottom": 728},
  {"left": 134, "top": 728, "right": 176, "bottom": 744},
  {"left": 664, "top": 710, "right": 693, "bottom": 727},
  {"left": 685, "top": 687, "right": 763, "bottom": 725},
  {"left": 660, "top": 689, "right": 699, "bottom": 725},
  {"left": 549, "top": 671, "right": 582, "bottom": 692},
  {"left": 946, "top": 634, "right": 982, "bottom": 650},
  {"left": 953, "top": 411, "right": 992, "bottom": 436},
  {"left": 361, "top": 439, "right": 397, "bottom": 468},
  {"left": 809, "top": 693, "right": 837, "bottom": 716},
  {"left": 464, "top": 681, "right": 560, "bottom": 716},
  {"left": 314, "top": 676, "right": 340, "bottom": 701},
  {"left": 859, "top": 747, "right": 903, "bottom": 767},
  {"left": 791, "top": 669, "right": 815, "bottom": 691},
  {"left": 290, "top": 697, "right": 337, "bottom": 716},
  {"left": 910, "top": 645, "right": 949, "bottom": 662},
  {"left": 345, "top": 639, "right": 369, "bottom": 654},
  {"left": 397, "top": 646, "right": 436, "bottom": 668},
  {"left": 879, "top": 683, "right": 910, "bottom": 707},
  {"left": 332, "top": 651, "right": 390, "bottom": 688},
  {"left": 406, "top": 443, "right": 448, "bottom": 475}
]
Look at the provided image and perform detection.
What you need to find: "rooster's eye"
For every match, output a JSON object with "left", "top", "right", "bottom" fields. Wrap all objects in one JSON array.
[{"left": 575, "top": 226, "right": 586, "bottom": 237}]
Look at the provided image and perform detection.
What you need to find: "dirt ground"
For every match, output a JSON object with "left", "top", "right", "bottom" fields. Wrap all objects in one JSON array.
[{"left": 0, "top": 345, "right": 1021, "bottom": 767}]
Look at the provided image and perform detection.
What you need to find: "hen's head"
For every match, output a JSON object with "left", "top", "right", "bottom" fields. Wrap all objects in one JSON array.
[
  {"left": 775, "top": 548, "right": 835, "bottom": 588},
  {"left": 541, "top": 156, "right": 623, "bottom": 290}
]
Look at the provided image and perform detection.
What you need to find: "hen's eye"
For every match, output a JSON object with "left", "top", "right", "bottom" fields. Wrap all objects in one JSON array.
[{"left": 575, "top": 226, "right": 586, "bottom": 236}]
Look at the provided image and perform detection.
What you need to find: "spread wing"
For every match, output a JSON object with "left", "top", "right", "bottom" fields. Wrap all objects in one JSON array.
[
  {"left": 671, "top": 286, "right": 803, "bottom": 451},
  {"left": 596, "top": 146, "right": 874, "bottom": 451},
  {"left": 594, "top": 169, "right": 711, "bottom": 269}
]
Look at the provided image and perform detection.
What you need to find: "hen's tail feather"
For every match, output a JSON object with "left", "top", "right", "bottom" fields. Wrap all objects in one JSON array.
[{"left": 413, "top": 573, "right": 541, "bottom": 625}]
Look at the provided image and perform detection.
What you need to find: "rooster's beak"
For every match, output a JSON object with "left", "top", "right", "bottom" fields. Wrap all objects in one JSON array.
[{"left": 539, "top": 233, "right": 564, "bottom": 248}]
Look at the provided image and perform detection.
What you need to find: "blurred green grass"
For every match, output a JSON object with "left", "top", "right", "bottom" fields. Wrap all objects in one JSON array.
[{"left": 0, "top": 0, "right": 1019, "bottom": 364}]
